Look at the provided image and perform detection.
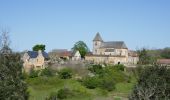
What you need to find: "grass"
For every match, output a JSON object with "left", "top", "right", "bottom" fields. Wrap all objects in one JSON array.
[{"left": 26, "top": 76, "right": 136, "bottom": 100}]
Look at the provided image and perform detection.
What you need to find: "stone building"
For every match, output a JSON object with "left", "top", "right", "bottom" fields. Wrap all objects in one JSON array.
[
  {"left": 85, "top": 32, "right": 138, "bottom": 65},
  {"left": 22, "top": 50, "right": 48, "bottom": 72}
]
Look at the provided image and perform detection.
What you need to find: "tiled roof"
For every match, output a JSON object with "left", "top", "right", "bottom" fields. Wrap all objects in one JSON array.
[
  {"left": 100, "top": 41, "right": 127, "bottom": 49},
  {"left": 128, "top": 50, "right": 138, "bottom": 57},
  {"left": 93, "top": 32, "right": 103, "bottom": 41},
  {"left": 157, "top": 59, "right": 170, "bottom": 64},
  {"left": 27, "top": 51, "right": 48, "bottom": 58}
]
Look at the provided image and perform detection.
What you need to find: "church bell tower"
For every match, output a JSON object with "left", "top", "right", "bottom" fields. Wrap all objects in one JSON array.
[{"left": 93, "top": 32, "right": 103, "bottom": 55}]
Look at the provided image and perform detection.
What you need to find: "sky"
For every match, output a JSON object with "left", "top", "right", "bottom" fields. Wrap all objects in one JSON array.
[{"left": 0, "top": 0, "right": 170, "bottom": 52}]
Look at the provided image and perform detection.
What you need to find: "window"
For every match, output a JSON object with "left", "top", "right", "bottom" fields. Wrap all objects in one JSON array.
[{"left": 95, "top": 42, "right": 97, "bottom": 46}]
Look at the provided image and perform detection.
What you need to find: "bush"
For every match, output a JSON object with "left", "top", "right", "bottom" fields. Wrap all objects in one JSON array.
[
  {"left": 88, "top": 64, "right": 103, "bottom": 74},
  {"left": 113, "top": 64, "right": 125, "bottom": 71},
  {"left": 46, "top": 92, "right": 57, "bottom": 100},
  {"left": 21, "top": 71, "right": 29, "bottom": 79},
  {"left": 82, "top": 76, "right": 99, "bottom": 89},
  {"left": 57, "top": 88, "right": 73, "bottom": 99},
  {"left": 99, "top": 76, "right": 115, "bottom": 91},
  {"left": 29, "top": 69, "right": 39, "bottom": 78},
  {"left": 129, "top": 65, "right": 170, "bottom": 99},
  {"left": 40, "top": 68, "right": 54, "bottom": 77},
  {"left": 58, "top": 68, "right": 72, "bottom": 79}
]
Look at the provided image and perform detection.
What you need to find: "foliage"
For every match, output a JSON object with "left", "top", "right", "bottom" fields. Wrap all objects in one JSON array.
[
  {"left": 0, "top": 53, "right": 29, "bottom": 100},
  {"left": 0, "top": 29, "right": 12, "bottom": 54},
  {"left": 160, "top": 47, "right": 170, "bottom": 59},
  {"left": 57, "top": 88, "right": 74, "bottom": 99},
  {"left": 40, "top": 68, "right": 55, "bottom": 77},
  {"left": 46, "top": 92, "right": 58, "bottom": 100},
  {"left": 137, "top": 48, "right": 151, "bottom": 64},
  {"left": 58, "top": 68, "right": 72, "bottom": 79},
  {"left": 82, "top": 76, "right": 100, "bottom": 89},
  {"left": 32, "top": 44, "right": 46, "bottom": 51},
  {"left": 72, "top": 41, "right": 89, "bottom": 58},
  {"left": 113, "top": 64, "right": 125, "bottom": 71},
  {"left": 99, "top": 76, "right": 116, "bottom": 91},
  {"left": 129, "top": 65, "right": 170, "bottom": 99},
  {"left": 29, "top": 68, "right": 39, "bottom": 78},
  {"left": 88, "top": 64, "right": 103, "bottom": 74}
]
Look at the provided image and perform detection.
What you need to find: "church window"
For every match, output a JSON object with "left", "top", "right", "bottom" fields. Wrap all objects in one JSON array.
[{"left": 95, "top": 42, "right": 97, "bottom": 46}]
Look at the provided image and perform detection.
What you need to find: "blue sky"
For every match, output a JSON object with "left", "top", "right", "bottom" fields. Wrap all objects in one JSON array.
[{"left": 0, "top": 0, "right": 170, "bottom": 52}]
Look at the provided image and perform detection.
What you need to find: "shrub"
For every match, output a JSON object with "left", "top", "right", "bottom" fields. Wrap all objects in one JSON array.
[
  {"left": 129, "top": 65, "right": 170, "bottom": 100},
  {"left": 99, "top": 76, "right": 115, "bottom": 91},
  {"left": 46, "top": 92, "right": 57, "bottom": 100},
  {"left": 82, "top": 76, "right": 99, "bottom": 89},
  {"left": 40, "top": 68, "right": 54, "bottom": 77},
  {"left": 113, "top": 64, "right": 125, "bottom": 71},
  {"left": 57, "top": 88, "right": 73, "bottom": 99},
  {"left": 29, "top": 69, "right": 39, "bottom": 78},
  {"left": 88, "top": 64, "right": 103, "bottom": 74},
  {"left": 21, "top": 71, "right": 29, "bottom": 79},
  {"left": 58, "top": 68, "right": 72, "bottom": 79}
]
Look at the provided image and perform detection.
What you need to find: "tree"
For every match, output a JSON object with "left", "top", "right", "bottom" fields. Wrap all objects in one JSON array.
[
  {"left": 0, "top": 53, "right": 29, "bottom": 99},
  {"left": 160, "top": 47, "right": 170, "bottom": 59},
  {"left": 129, "top": 65, "right": 170, "bottom": 100},
  {"left": 0, "top": 28, "right": 29, "bottom": 99},
  {"left": 0, "top": 29, "right": 12, "bottom": 54},
  {"left": 32, "top": 44, "right": 45, "bottom": 51},
  {"left": 72, "top": 41, "right": 89, "bottom": 58},
  {"left": 137, "top": 48, "right": 151, "bottom": 64}
]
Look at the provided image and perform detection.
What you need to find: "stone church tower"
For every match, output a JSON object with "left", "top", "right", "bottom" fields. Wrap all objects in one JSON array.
[{"left": 93, "top": 32, "right": 103, "bottom": 55}]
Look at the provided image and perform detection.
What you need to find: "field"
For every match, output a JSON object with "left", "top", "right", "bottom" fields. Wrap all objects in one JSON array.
[{"left": 26, "top": 75, "right": 136, "bottom": 100}]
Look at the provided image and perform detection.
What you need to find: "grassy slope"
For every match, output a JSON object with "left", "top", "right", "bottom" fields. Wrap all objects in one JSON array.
[{"left": 26, "top": 76, "right": 135, "bottom": 100}]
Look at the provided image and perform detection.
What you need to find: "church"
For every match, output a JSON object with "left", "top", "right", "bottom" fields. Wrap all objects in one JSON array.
[{"left": 85, "top": 32, "right": 138, "bottom": 65}]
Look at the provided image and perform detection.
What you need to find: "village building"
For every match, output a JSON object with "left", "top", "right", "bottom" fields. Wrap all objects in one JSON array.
[
  {"left": 85, "top": 32, "right": 139, "bottom": 65},
  {"left": 48, "top": 49, "right": 81, "bottom": 62},
  {"left": 22, "top": 50, "right": 49, "bottom": 72},
  {"left": 157, "top": 59, "right": 170, "bottom": 66}
]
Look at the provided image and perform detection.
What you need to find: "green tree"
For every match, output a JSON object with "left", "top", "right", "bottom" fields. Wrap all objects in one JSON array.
[
  {"left": 137, "top": 48, "right": 151, "bottom": 64},
  {"left": 160, "top": 47, "right": 170, "bottom": 59},
  {"left": 0, "top": 29, "right": 29, "bottom": 99},
  {"left": 72, "top": 41, "right": 89, "bottom": 58},
  {"left": 0, "top": 53, "right": 29, "bottom": 100},
  {"left": 129, "top": 65, "right": 170, "bottom": 100},
  {"left": 32, "top": 44, "right": 45, "bottom": 51}
]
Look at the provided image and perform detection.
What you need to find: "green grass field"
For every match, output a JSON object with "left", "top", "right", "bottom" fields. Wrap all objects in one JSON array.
[{"left": 26, "top": 76, "right": 135, "bottom": 100}]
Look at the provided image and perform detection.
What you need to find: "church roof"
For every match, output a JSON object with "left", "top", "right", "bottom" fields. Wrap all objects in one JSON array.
[
  {"left": 93, "top": 32, "right": 103, "bottom": 41},
  {"left": 27, "top": 51, "right": 48, "bottom": 58},
  {"left": 100, "top": 41, "right": 127, "bottom": 49}
]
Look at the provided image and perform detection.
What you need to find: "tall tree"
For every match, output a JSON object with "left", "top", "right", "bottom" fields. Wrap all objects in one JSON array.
[
  {"left": 32, "top": 44, "right": 46, "bottom": 51},
  {"left": 0, "top": 29, "right": 12, "bottom": 54},
  {"left": 72, "top": 41, "right": 89, "bottom": 58},
  {"left": 0, "top": 29, "right": 29, "bottom": 99},
  {"left": 137, "top": 48, "right": 151, "bottom": 64},
  {"left": 0, "top": 53, "right": 29, "bottom": 99}
]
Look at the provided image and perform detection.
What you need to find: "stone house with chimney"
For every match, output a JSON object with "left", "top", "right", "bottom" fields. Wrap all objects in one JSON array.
[
  {"left": 22, "top": 50, "right": 48, "bottom": 72},
  {"left": 85, "top": 33, "right": 139, "bottom": 65}
]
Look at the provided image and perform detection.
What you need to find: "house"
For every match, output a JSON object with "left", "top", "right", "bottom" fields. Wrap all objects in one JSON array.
[
  {"left": 157, "top": 59, "right": 170, "bottom": 66},
  {"left": 48, "top": 49, "right": 72, "bottom": 61},
  {"left": 22, "top": 50, "right": 48, "bottom": 72},
  {"left": 128, "top": 50, "right": 139, "bottom": 65},
  {"left": 72, "top": 50, "right": 81, "bottom": 61},
  {"left": 85, "top": 32, "right": 139, "bottom": 65}
]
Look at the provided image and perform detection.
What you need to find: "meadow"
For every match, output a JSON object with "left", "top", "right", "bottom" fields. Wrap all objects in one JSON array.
[{"left": 26, "top": 65, "right": 136, "bottom": 100}]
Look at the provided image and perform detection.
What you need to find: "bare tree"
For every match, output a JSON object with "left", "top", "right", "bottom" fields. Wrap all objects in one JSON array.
[{"left": 0, "top": 28, "right": 12, "bottom": 54}]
